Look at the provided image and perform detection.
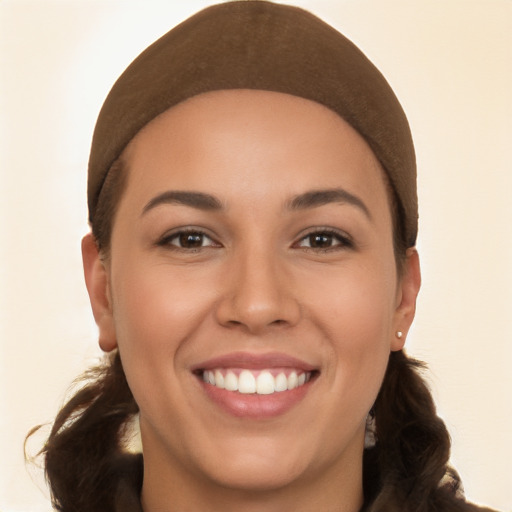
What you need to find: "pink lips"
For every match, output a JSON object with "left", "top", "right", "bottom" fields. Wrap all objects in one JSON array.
[
  {"left": 192, "top": 352, "right": 318, "bottom": 419},
  {"left": 194, "top": 352, "right": 317, "bottom": 372}
]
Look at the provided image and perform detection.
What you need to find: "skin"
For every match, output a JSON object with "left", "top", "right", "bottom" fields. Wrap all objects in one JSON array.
[{"left": 82, "top": 90, "right": 420, "bottom": 512}]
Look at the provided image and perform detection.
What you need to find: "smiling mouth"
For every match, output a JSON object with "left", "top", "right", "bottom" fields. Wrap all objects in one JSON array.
[
  {"left": 192, "top": 352, "right": 319, "bottom": 417},
  {"left": 200, "top": 368, "right": 315, "bottom": 395}
]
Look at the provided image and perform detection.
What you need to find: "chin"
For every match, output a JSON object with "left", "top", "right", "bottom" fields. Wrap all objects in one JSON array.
[
  {"left": 204, "top": 454, "right": 308, "bottom": 493},
  {"left": 191, "top": 427, "right": 362, "bottom": 494},
  {"left": 180, "top": 429, "right": 315, "bottom": 492}
]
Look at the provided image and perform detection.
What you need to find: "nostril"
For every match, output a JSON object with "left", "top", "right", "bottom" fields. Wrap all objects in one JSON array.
[{"left": 214, "top": 284, "right": 301, "bottom": 332}]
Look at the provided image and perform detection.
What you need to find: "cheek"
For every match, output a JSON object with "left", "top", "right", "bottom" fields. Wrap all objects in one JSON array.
[
  {"left": 306, "top": 262, "right": 396, "bottom": 398},
  {"left": 108, "top": 259, "right": 222, "bottom": 438},
  {"left": 304, "top": 257, "right": 397, "bottom": 338},
  {"left": 110, "top": 257, "right": 219, "bottom": 362}
]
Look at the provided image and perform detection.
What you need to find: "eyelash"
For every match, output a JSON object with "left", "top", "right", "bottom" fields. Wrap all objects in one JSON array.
[
  {"left": 294, "top": 228, "right": 354, "bottom": 252},
  {"left": 156, "top": 228, "right": 220, "bottom": 251},
  {"left": 156, "top": 228, "right": 353, "bottom": 252}
]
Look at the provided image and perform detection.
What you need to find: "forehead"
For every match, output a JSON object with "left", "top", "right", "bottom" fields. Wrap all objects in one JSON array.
[
  {"left": 116, "top": 90, "right": 390, "bottom": 224},
  {"left": 127, "top": 89, "right": 380, "bottom": 168}
]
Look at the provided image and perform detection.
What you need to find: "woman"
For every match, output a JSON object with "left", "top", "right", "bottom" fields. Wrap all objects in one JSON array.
[{"left": 35, "top": 2, "right": 498, "bottom": 511}]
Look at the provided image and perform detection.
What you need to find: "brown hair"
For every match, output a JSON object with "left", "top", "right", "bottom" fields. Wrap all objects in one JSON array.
[
  {"left": 31, "top": 157, "right": 487, "bottom": 512},
  {"left": 87, "top": 1, "right": 419, "bottom": 248}
]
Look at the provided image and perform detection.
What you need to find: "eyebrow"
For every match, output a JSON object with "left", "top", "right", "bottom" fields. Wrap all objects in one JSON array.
[
  {"left": 141, "top": 187, "right": 371, "bottom": 219},
  {"left": 287, "top": 188, "right": 371, "bottom": 219},
  {"left": 142, "top": 191, "right": 223, "bottom": 215}
]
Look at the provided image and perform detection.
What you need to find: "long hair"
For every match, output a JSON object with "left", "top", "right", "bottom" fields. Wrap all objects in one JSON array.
[
  {"left": 36, "top": 350, "right": 477, "bottom": 511},
  {"left": 31, "top": 159, "right": 484, "bottom": 511},
  {"left": 367, "top": 351, "right": 466, "bottom": 511},
  {"left": 38, "top": 352, "right": 137, "bottom": 512}
]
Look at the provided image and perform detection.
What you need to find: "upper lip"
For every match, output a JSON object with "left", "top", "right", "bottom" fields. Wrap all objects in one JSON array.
[{"left": 191, "top": 351, "right": 318, "bottom": 372}]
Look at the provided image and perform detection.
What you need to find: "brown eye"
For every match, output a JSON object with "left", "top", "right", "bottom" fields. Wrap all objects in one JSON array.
[
  {"left": 178, "top": 232, "right": 205, "bottom": 248},
  {"left": 159, "top": 230, "right": 219, "bottom": 250},
  {"left": 296, "top": 230, "right": 352, "bottom": 251},
  {"left": 308, "top": 233, "right": 335, "bottom": 248}
]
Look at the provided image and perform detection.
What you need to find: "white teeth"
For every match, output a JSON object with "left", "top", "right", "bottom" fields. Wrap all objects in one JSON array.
[
  {"left": 202, "top": 369, "right": 311, "bottom": 394},
  {"left": 287, "top": 371, "right": 298, "bottom": 390},
  {"left": 256, "top": 371, "right": 275, "bottom": 395},
  {"left": 275, "top": 372, "right": 288, "bottom": 392},
  {"left": 238, "top": 370, "right": 256, "bottom": 394},
  {"left": 214, "top": 370, "right": 225, "bottom": 389},
  {"left": 224, "top": 371, "right": 238, "bottom": 391}
]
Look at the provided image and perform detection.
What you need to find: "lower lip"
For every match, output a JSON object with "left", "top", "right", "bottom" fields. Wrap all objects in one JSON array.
[{"left": 199, "top": 378, "right": 314, "bottom": 419}]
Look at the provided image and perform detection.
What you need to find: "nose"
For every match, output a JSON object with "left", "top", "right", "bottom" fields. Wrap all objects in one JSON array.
[{"left": 215, "top": 248, "right": 301, "bottom": 334}]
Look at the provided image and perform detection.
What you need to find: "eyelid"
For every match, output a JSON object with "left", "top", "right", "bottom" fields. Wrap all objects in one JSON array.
[
  {"left": 154, "top": 225, "right": 353, "bottom": 252},
  {"left": 156, "top": 226, "right": 222, "bottom": 250},
  {"left": 293, "top": 227, "right": 354, "bottom": 250}
]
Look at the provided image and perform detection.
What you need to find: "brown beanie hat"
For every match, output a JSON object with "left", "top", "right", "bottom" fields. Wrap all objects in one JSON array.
[{"left": 88, "top": 0, "right": 418, "bottom": 246}]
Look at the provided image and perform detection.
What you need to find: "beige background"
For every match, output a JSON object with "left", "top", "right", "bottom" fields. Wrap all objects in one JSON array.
[{"left": 1, "top": 0, "right": 510, "bottom": 510}]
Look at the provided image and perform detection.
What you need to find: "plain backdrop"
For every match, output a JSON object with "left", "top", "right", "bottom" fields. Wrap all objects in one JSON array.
[{"left": 1, "top": 1, "right": 511, "bottom": 510}]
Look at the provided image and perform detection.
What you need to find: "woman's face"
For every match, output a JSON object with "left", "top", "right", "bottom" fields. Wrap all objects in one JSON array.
[{"left": 84, "top": 90, "right": 419, "bottom": 501}]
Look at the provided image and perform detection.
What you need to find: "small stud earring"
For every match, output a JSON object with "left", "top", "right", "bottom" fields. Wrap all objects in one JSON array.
[{"left": 396, "top": 331, "right": 403, "bottom": 339}]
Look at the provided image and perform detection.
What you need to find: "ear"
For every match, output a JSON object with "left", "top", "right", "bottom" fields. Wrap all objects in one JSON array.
[
  {"left": 82, "top": 233, "right": 117, "bottom": 352},
  {"left": 391, "top": 248, "right": 421, "bottom": 351}
]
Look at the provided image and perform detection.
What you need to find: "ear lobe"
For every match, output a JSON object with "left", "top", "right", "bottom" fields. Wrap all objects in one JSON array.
[
  {"left": 391, "top": 248, "right": 421, "bottom": 351},
  {"left": 82, "top": 233, "right": 117, "bottom": 352}
]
